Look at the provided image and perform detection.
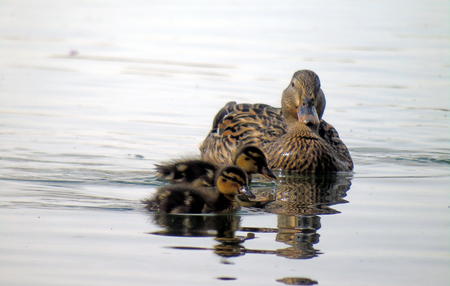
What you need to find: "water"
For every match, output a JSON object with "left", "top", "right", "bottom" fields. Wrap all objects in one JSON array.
[{"left": 1, "top": 0, "right": 449, "bottom": 285}]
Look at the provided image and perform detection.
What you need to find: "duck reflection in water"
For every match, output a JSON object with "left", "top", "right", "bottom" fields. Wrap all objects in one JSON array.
[
  {"left": 242, "top": 173, "right": 352, "bottom": 259},
  {"left": 146, "top": 173, "right": 352, "bottom": 260}
]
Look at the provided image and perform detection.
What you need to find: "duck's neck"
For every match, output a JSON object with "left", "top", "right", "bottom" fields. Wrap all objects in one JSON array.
[
  {"left": 286, "top": 121, "right": 319, "bottom": 136},
  {"left": 282, "top": 109, "right": 299, "bottom": 128}
]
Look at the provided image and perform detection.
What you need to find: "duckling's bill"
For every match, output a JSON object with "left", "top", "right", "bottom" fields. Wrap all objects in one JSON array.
[
  {"left": 240, "top": 185, "right": 256, "bottom": 200},
  {"left": 261, "top": 165, "right": 277, "bottom": 180}
]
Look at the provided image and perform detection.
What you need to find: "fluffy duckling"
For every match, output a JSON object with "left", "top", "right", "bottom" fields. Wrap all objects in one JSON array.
[
  {"left": 199, "top": 70, "right": 353, "bottom": 173},
  {"left": 145, "top": 166, "right": 254, "bottom": 214},
  {"left": 155, "top": 145, "right": 276, "bottom": 187},
  {"left": 155, "top": 159, "right": 217, "bottom": 187}
]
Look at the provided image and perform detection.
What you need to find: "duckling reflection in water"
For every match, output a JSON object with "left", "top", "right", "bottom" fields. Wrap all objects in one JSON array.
[
  {"left": 151, "top": 213, "right": 242, "bottom": 238},
  {"left": 149, "top": 212, "right": 251, "bottom": 258},
  {"left": 155, "top": 145, "right": 276, "bottom": 187},
  {"left": 144, "top": 166, "right": 254, "bottom": 214}
]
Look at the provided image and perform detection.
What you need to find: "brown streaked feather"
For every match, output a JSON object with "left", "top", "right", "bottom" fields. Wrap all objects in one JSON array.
[
  {"left": 200, "top": 103, "right": 286, "bottom": 165},
  {"left": 200, "top": 103, "right": 352, "bottom": 172},
  {"left": 263, "top": 124, "right": 342, "bottom": 173}
]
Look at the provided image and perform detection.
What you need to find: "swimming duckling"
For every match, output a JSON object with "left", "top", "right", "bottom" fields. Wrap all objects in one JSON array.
[
  {"left": 155, "top": 145, "right": 276, "bottom": 187},
  {"left": 155, "top": 159, "right": 217, "bottom": 187},
  {"left": 199, "top": 70, "right": 353, "bottom": 173},
  {"left": 145, "top": 166, "right": 254, "bottom": 214}
]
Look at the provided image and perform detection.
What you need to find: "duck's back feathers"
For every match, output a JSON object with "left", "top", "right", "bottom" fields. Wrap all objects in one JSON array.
[
  {"left": 155, "top": 159, "right": 217, "bottom": 186},
  {"left": 144, "top": 184, "right": 215, "bottom": 214},
  {"left": 200, "top": 102, "right": 353, "bottom": 172},
  {"left": 210, "top": 101, "right": 283, "bottom": 134},
  {"left": 200, "top": 102, "right": 286, "bottom": 165}
]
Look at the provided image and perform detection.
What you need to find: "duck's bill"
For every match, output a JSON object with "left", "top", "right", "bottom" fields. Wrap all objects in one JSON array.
[
  {"left": 240, "top": 186, "right": 256, "bottom": 200},
  {"left": 297, "top": 104, "right": 320, "bottom": 129},
  {"left": 261, "top": 166, "right": 277, "bottom": 180}
]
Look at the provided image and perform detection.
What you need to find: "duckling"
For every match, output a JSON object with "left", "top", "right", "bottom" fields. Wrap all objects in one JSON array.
[
  {"left": 144, "top": 166, "right": 254, "bottom": 214},
  {"left": 232, "top": 145, "right": 277, "bottom": 181},
  {"left": 155, "top": 159, "right": 217, "bottom": 187},
  {"left": 154, "top": 145, "right": 276, "bottom": 186},
  {"left": 199, "top": 70, "right": 353, "bottom": 173}
]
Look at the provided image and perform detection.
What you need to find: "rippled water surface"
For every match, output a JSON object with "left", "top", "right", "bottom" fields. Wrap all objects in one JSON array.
[{"left": 1, "top": 0, "right": 449, "bottom": 285}]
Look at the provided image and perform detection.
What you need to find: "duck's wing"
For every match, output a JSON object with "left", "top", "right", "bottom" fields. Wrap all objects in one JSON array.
[
  {"left": 200, "top": 102, "right": 287, "bottom": 165},
  {"left": 319, "top": 120, "right": 354, "bottom": 170}
]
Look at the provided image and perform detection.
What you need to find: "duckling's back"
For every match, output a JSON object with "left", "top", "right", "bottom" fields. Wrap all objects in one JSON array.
[
  {"left": 155, "top": 160, "right": 217, "bottom": 186},
  {"left": 145, "top": 185, "right": 208, "bottom": 214}
]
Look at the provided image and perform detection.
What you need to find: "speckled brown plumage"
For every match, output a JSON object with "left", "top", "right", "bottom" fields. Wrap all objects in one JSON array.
[
  {"left": 200, "top": 103, "right": 285, "bottom": 165},
  {"left": 199, "top": 70, "right": 353, "bottom": 173}
]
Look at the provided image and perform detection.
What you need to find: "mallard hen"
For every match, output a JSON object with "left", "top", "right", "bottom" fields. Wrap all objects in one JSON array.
[{"left": 200, "top": 70, "right": 353, "bottom": 173}]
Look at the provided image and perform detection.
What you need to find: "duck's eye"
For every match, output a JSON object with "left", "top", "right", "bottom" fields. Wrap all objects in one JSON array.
[{"left": 291, "top": 82, "right": 295, "bottom": 87}]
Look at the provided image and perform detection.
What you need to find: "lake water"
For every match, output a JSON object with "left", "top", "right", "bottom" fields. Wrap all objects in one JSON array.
[{"left": 1, "top": 0, "right": 449, "bottom": 285}]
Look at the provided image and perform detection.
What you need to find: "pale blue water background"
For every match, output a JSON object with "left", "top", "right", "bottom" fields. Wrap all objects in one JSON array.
[{"left": 1, "top": 0, "right": 449, "bottom": 285}]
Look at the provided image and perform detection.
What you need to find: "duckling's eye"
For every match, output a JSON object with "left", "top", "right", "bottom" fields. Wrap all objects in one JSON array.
[
  {"left": 221, "top": 178, "right": 227, "bottom": 183},
  {"left": 291, "top": 82, "right": 295, "bottom": 87},
  {"left": 244, "top": 157, "right": 250, "bottom": 161}
]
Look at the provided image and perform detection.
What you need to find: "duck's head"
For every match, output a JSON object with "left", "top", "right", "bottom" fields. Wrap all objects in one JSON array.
[
  {"left": 215, "top": 166, "right": 255, "bottom": 199},
  {"left": 281, "top": 70, "right": 326, "bottom": 132},
  {"left": 233, "top": 145, "right": 277, "bottom": 180}
]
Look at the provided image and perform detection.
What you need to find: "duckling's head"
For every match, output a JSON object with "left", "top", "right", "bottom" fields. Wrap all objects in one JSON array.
[
  {"left": 215, "top": 166, "right": 255, "bottom": 199},
  {"left": 281, "top": 70, "right": 326, "bottom": 132},
  {"left": 233, "top": 145, "right": 277, "bottom": 180}
]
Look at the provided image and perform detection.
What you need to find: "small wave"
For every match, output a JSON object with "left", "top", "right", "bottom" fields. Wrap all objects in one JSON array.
[
  {"left": 51, "top": 54, "right": 235, "bottom": 70},
  {"left": 352, "top": 147, "right": 450, "bottom": 166}
]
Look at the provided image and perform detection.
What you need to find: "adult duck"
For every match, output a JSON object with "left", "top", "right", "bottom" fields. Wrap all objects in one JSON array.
[{"left": 199, "top": 70, "right": 353, "bottom": 173}]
